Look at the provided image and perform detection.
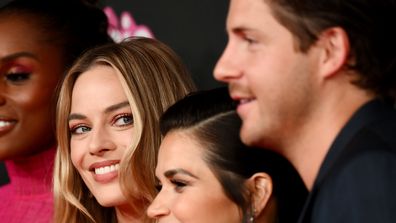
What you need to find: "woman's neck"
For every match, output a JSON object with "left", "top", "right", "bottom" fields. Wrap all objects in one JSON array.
[{"left": 115, "top": 203, "right": 145, "bottom": 223}]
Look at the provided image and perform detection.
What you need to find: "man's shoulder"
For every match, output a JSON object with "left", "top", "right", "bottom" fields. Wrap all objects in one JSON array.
[
  {"left": 363, "top": 106, "right": 396, "bottom": 148},
  {"left": 328, "top": 114, "right": 396, "bottom": 185},
  {"left": 307, "top": 139, "right": 396, "bottom": 223},
  {"left": 336, "top": 100, "right": 396, "bottom": 165},
  {"left": 305, "top": 105, "right": 396, "bottom": 223}
]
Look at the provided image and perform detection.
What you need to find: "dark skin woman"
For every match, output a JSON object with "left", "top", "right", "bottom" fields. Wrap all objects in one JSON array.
[{"left": 0, "top": 0, "right": 112, "bottom": 221}]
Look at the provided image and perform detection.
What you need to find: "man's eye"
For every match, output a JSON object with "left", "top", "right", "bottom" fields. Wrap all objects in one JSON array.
[
  {"left": 5, "top": 72, "right": 31, "bottom": 83},
  {"left": 113, "top": 114, "right": 134, "bottom": 127},
  {"left": 244, "top": 36, "right": 257, "bottom": 45}
]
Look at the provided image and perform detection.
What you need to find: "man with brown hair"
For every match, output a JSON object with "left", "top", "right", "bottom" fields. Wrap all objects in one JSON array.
[{"left": 214, "top": 0, "right": 396, "bottom": 222}]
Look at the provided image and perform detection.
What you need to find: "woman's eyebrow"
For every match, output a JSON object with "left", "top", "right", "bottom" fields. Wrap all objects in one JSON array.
[
  {"left": 1, "top": 51, "right": 39, "bottom": 63},
  {"left": 164, "top": 168, "right": 199, "bottom": 179},
  {"left": 68, "top": 113, "right": 86, "bottom": 122},
  {"left": 68, "top": 101, "right": 130, "bottom": 122},
  {"left": 104, "top": 101, "right": 130, "bottom": 114}
]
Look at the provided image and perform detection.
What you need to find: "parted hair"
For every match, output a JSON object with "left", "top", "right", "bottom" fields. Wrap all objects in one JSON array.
[
  {"left": 160, "top": 87, "right": 308, "bottom": 223},
  {"left": 54, "top": 37, "right": 196, "bottom": 223}
]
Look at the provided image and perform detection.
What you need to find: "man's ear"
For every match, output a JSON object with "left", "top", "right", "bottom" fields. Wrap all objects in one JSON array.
[
  {"left": 316, "top": 27, "right": 350, "bottom": 79},
  {"left": 246, "top": 172, "right": 273, "bottom": 216}
]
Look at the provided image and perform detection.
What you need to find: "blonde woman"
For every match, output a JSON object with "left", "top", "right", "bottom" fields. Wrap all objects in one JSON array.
[{"left": 54, "top": 37, "right": 196, "bottom": 223}]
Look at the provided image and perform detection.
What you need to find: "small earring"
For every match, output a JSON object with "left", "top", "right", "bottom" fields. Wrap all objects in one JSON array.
[{"left": 249, "top": 206, "right": 256, "bottom": 223}]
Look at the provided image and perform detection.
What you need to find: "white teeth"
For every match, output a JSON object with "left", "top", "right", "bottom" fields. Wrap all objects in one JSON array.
[
  {"left": 94, "top": 164, "right": 120, "bottom": 175},
  {"left": 0, "top": 121, "right": 12, "bottom": 128}
]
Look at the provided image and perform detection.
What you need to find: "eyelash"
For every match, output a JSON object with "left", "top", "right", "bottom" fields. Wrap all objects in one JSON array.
[
  {"left": 69, "top": 113, "right": 133, "bottom": 135},
  {"left": 170, "top": 179, "right": 188, "bottom": 192},
  {"left": 112, "top": 113, "right": 134, "bottom": 127},
  {"left": 155, "top": 182, "right": 163, "bottom": 192},
  {"left": 244, "top": 36, "right": 256, "bottom": 45},
  {"left": 5, "top": 72, "right": 31, "bottom": 83},
  {"left": 69, "top": 124, "right": 91, "bottom": 135}
]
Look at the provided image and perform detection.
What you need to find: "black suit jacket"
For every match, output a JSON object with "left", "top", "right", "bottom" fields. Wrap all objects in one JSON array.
[{"left": 298, "top": 99, "right": 396, "bottom": 223}]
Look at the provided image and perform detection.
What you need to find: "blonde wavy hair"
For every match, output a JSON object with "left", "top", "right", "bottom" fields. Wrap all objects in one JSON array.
[{"left": 54, "top": 37, "right": 196, "bottom": 223}]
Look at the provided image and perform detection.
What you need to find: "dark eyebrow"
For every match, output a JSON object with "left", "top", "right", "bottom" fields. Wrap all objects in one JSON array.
[
  {"left": 0, "top": 52, "right": 39, "bottom": 63},
  {"left": 68, "top": 101, "right": 130, "bottom": 122},
  {"left": 164, "top": 168, "right": 199, "bottom": 179}
]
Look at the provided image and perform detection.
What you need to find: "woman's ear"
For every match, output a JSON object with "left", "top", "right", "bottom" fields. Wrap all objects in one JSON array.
[{"left": 246, "top": 172, "right": 273, "bottom": 216}]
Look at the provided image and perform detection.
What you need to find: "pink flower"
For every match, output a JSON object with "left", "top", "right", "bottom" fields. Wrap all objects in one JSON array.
[{"left": 104, "top": 6, "right": 155, "bottom": 42}]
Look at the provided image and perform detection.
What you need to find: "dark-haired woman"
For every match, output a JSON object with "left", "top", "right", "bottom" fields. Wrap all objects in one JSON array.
[
  {"left": 0, "top": 0, "right": 113, "bottom": 221},
  {"left": 147, "top": 87, "right": 308, "bottom": 223}
]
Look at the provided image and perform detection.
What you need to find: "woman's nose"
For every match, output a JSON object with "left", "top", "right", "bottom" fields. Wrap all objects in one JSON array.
[
  {"left": 147, "top": 191, "right": 170, "bottom": 219},
  {"left": 88, "top": 127, "right": 116, "bottom": 156}
]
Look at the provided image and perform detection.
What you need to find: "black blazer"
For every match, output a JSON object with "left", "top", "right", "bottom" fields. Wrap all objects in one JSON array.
[{"left": 298, "top": 99, "right": 396, "bottom": 223}]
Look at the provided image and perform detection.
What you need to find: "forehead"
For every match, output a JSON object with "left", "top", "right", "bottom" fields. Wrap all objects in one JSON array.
[
  {"left": 157, "top": 131, "right": 208, "bottom": 170},
  {"left": 71, "top": 65, "right": 127, "bottom": 109},
  {"left": 159, "top": 131, "right": 203, "bottom": 157},
  {"left": 0, "top": 14, "right": 62, "bottom": 62},
  {"left": 0, "top": 15, "right": 42, "bottom": 49},
  {"left": 227, "top": 0, "right": 274, "bottom": 30},
  {"left": 73, "top": 65, "right": 121, "bottom": 94}
]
